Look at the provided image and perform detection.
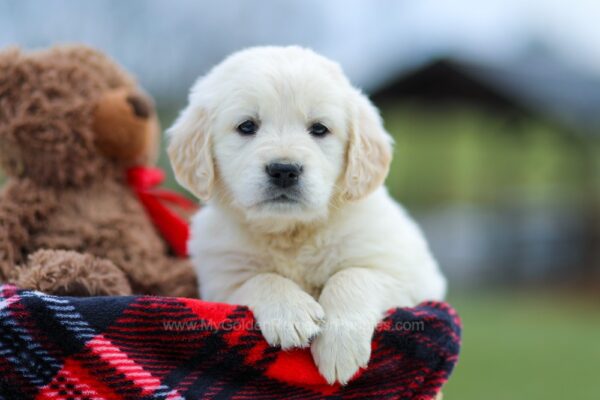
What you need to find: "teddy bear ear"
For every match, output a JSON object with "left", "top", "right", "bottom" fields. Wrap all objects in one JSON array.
[
  {"left": 51, "top": 44, "right": 137, "bottom": 89},
  {"left": 0, "top": 47, "right": 32, "bottom": 162},
  {"left": 92, "top": 88, "right": 160, "bottom": 164},
  {"left": 0, "top": 47, "right": 25, "bottom": 123},
  {"left": 0, "top": 46, "right": 21, "bottom": 67}
]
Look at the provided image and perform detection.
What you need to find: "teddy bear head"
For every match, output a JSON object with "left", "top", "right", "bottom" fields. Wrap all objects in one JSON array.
[{"left": 0, "top": 45, "right": 159, "bottom": 187}]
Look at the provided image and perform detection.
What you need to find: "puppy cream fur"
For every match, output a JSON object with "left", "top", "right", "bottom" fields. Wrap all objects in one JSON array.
[{"left": 168, "top": 46, "right": 446, "bottom": 385}]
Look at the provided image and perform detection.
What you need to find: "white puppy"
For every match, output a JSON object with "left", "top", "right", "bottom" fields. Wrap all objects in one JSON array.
[{"left": 168, "top": 46, "right": 446, "bottom": 385}]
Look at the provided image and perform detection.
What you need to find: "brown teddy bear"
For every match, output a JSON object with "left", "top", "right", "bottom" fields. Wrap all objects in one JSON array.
[{"left": 0, "top": 44, "right": 198, "bottom": 298}]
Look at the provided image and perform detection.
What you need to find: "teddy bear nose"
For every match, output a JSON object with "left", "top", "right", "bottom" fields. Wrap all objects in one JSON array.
[
  {"left": 265, "top": 162, "right": 303, "bottom": 188},
  {"left": 126, "top": 94, "right": 152, "bottom": 119}
]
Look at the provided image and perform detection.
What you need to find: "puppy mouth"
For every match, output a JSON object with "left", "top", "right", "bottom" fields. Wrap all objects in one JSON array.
[
  {"left": 267, "top": 194, "right": 299, "bottom": 204},
  {"left": 258, "top": 189, "right": 304, "bottom": 206}
]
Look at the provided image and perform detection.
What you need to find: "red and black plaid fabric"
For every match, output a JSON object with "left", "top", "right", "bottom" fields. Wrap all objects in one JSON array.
[{"left": 0, "top": 284, "right": 461, "bottom": 399}]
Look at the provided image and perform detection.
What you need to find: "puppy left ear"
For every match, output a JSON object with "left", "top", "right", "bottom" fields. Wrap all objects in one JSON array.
[
  {"left": 167, "top": 105, "right": 215, "bottom": 201},
  {"left": 342, "top": 91, "right": 393, "bottom": 201}
]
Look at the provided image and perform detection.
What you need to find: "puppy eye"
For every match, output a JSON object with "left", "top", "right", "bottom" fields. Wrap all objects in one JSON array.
[
  {"left": 309, "top": 122, "right": 329, "bottom": 137},
  {"left": 237, "top": 120, "right": 258, "bottom": 135}
]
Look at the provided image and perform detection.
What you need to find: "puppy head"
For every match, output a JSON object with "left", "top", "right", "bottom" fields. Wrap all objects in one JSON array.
[{"left": 168, "top": 46, "right": 392, "bottom": 225}]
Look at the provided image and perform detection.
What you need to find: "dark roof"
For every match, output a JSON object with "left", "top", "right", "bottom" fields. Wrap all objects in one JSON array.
[
  {"left": 370, "top": 57, "right": 600, "bottom": 133},
  {"left": 371, "top": 59, "right": 527, "bottom": 115},
  {"left": 467, "top": 58, "right": 600, "bottom": 132}
]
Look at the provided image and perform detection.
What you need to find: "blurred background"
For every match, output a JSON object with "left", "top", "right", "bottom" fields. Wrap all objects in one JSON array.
[{"left": 1, "top": 0, "right": 599, "bottom": 398}]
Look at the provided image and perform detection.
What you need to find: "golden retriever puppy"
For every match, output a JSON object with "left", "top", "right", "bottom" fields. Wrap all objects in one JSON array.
[{"left": 168, "top": 46, "right": 446, "bottom": 385}]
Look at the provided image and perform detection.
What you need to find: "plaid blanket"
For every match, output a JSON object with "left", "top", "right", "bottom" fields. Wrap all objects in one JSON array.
[{"left": 0, "top": 285, "right": 461, "bottom": 400}]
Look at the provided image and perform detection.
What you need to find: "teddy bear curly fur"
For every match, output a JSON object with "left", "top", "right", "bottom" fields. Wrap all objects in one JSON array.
[{"left": 0, "top": 44, "right": 198, "bottom": 298}]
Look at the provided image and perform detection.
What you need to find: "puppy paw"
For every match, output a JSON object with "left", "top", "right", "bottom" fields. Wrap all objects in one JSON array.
[
  {"left": 311, "top": 319, "right": 373, "bottom": 385},
  {"left": 253, "top": 292, "right": 325, "bottom": 349}
]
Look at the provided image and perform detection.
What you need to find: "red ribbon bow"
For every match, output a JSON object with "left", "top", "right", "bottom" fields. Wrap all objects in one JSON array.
[{"left": 127, "top": 167, "right": 197, "bottom": 257}]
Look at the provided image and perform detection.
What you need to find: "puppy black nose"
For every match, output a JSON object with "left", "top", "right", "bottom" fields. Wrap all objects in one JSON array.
[{"left": 266, "top": 162, "right": 303, "bottom": 188}]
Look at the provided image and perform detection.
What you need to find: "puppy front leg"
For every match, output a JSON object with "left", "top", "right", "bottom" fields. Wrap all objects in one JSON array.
[
  {"left": 311, "top": 267, "right": 411, "bottom": 385},
  {"left": 229, "top": 273, "right": 325, "bottom": 349}
]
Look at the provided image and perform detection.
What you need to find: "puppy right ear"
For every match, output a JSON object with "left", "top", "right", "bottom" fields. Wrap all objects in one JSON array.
[
  {"left": 341, "top": 90, "right": 393, "bottom": 201},
  {"left": 167, "top": 105, "right": 215, "bottom": 201}
]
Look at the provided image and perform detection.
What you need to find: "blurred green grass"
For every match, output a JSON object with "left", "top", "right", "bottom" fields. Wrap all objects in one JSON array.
[
  {"left": 382, "top": 103, "right": 599, "bottom": 209},
  {"left": 445, "top": 291, "right": 600, "bottom": 400}
]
